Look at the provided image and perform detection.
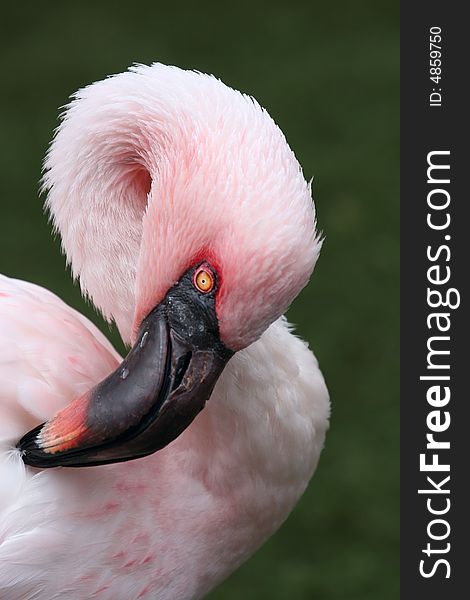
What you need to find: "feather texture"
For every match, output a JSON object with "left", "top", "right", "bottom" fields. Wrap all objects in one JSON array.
[
  {"left": 1, "top": 64, "right": 329, "bottom": 599},
  {"left": 0, "top": 276, "right": 329, "bottom": 599}
]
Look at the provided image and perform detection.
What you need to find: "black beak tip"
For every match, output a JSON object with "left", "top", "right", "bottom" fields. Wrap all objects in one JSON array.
[
  {"left": 16, "top": 264, "right": 235, "bottom": 469},
  {"left": 16, "top": 423, "right": 52, "bottom": 467}
]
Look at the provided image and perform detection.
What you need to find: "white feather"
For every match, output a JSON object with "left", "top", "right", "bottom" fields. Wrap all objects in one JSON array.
[{"left": 0, "top": 276, "right": 329, "bottom": 599}]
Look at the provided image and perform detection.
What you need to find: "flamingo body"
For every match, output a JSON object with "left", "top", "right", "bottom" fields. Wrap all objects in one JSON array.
[{"left": 0, "top": 64, "right": 329, "bottom": 599}]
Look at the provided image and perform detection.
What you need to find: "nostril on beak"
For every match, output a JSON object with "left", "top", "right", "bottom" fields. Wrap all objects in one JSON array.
[{"left": 172, "top": 352, "right": 192, "bottom": 391}]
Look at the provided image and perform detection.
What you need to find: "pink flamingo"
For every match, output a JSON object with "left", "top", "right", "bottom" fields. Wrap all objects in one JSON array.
[{"left": 0, "top": 64, "right": 329, "bottom": 599}]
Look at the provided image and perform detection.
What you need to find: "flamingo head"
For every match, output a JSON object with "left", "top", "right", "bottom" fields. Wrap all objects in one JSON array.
[{"left": 18, "top": 64, "right": 321, "bottom": 468}]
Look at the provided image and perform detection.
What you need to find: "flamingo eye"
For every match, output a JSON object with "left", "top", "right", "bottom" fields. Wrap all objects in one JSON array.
[{"left": 194, "top": 268, "right": 214, "bottom": 293}]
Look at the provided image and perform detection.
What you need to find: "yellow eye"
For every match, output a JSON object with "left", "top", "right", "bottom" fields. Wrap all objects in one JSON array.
[{"left": 194, "top": 269, "right": 214, "bottom": 293}]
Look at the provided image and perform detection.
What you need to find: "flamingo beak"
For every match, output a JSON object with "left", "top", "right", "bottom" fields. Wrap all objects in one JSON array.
[{"left": 17, "top": 265, "right": 233, "bottom": 468}]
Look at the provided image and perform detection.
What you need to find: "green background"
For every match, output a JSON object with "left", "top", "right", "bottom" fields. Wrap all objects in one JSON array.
[{"left": 0, "top": 1, "right": 399, "bottom": 598}]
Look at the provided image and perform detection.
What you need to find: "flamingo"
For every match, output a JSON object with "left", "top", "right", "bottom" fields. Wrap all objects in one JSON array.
[{"left": 0, "top": 64, "right": 329, "bottom": 599}]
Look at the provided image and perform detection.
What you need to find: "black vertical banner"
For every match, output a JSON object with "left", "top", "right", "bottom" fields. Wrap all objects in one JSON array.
[{"left": 401, "top": 3, "right": 467, "bottom": 599}]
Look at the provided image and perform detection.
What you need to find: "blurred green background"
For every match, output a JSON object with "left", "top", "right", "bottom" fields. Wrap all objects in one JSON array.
[{"left": 0, "top": 1, "right": 399, "bottom": 598}]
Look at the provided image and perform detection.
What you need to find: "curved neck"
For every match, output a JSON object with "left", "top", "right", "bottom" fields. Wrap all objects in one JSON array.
[
  {"left": 43, "top": 70, "right": 190, "bottom": 342},
  {"left": 43, "top": 65, "right": 319, "bottom": 349}
]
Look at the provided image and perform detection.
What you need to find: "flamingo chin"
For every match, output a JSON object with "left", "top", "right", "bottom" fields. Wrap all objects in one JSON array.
[{"left": 1, "top": 64, "right": 330, "bottom": 599}]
